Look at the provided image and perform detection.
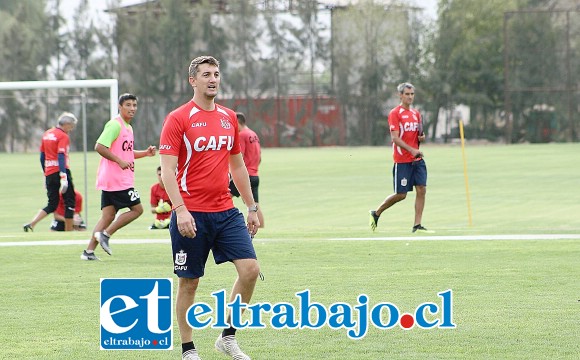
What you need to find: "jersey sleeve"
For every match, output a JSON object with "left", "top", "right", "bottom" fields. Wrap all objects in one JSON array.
[
  {"left": 57, "top": 132, "right": 69, "bottom": 154},
  {"left": 96, "top": 120, "right": 121, "bottom": 148},
  {"left": 159, "top": 113, "right": 183, "bottom": 156},
  {"left": 387, "top": 108, "right": 399, "bottom": 133}
]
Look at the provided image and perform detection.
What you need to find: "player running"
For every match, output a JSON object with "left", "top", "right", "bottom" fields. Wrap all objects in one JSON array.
[{"left": 80, "top": 93, "right": 156, "bottom": 261}]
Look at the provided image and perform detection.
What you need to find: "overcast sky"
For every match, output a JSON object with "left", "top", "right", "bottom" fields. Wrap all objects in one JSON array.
[{"left": 56, "top": 0, "right": 438, "bottom": 21}]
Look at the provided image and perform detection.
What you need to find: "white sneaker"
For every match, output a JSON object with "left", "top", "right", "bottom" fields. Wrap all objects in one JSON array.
[
  {"left": 182, "top": 348, "right": 202, "bottom": 360},
  {"left": 80, "top": 250, "right": 100, "bottom": 261},
  {"left": 215, "top": 334, "right": 250, "bottom": 360},
  {"left": 95, "top": 231, "right": 112, "bottom": 255}
]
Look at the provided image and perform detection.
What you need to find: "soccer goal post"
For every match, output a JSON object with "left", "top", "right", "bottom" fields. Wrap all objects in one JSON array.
[{"left": 0, "top": 79, "right": 118, "bottom": 228}]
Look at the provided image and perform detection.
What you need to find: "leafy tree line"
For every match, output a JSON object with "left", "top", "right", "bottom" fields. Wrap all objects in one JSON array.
[{"left": 0, "top": 0, "right": 576, "bottom": 152}]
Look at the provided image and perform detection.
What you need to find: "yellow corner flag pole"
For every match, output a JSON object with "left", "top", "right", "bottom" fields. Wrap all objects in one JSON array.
[{"left": 458, "top": 120, "right": 473, "bottom": 226}]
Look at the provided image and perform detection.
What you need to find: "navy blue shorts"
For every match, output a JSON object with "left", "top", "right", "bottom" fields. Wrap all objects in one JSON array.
[
  {"left": 170, "top": 208, "right": 257, "bottom": 279},
  {"left": 392, "top": 159, "right": 427, "bottom": 193}
]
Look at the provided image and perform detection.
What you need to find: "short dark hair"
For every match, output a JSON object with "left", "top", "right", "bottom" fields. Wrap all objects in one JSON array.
[
  {"left": 189, "top": 56, "right": 220, "bottom": 78},
  {"left": 236, "top": 112, "right": 246, "bottom": 125},
  {"left": 119, "top": 93, "right": 138, "bottom": 105}
]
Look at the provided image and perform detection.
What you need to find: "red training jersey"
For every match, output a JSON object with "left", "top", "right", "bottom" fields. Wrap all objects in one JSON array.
[
  {"left": 40, "top": 127, "right": 70, "bottom": 176},
  {"left": 159, "top": 100, "right": 240, "bottom": 212},
  {"left": 55, "top": 191, "right": 82, "bottom": 217},
  {"left": 388, "top": 105, "right": 422, "bottom": 163},
  {"left": 239, "top": 127, "right": 261, "bottom": 176},
  {"left": 150, "top": 183, "right": 172, "bottom": 220}
]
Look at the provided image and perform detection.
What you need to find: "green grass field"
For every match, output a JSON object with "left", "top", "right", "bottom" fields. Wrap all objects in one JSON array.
[{"left": 1, "top": 144, "right": 579, "bottom": 359}]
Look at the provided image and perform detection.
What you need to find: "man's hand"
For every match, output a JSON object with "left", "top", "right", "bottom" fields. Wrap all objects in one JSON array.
[
  {"left": 146, "top": 145, "right": 157, "bottom": 157},
  {"left": 247, "top": 211, "right": 260, "bottom": 236},
  {"left": 59, "top": 172, "right": 68, "bottom": 194},
  {"left": 411, "top": 148, "right": 424, "bottom": 159},
  {"left": 117, "top": 159, "right": 132, "bottom": 170},
  {"left": 175, "top": 206, "right": 197, "bottom": 238}
]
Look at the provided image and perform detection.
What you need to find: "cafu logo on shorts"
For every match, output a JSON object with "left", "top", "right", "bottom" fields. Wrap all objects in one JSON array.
[
  {"left": 174, "top": 250, "right": 188, "bottom": 271},
  {"left": 175, "top": 250, "right": 187, "bottom": 266},
  {"left": 100, "top": 278, "right": 173, "bottom": 350}
]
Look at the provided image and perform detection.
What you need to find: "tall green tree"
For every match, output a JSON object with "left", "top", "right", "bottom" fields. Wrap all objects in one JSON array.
[
  {"left": 225, "top": 0, "right": 261, "bottom": 103},
  {"left": 0, "top": 0, "right": 58, "bottom": 152},
  {"left": 290, "top": 0, "right": 329, "bottom": 145},
  {"left": 332, "top": 0, "right": 411, "bottom": 145},
  {"left": 262, "top": 6, "right": 303, "bottom": 145},
  {"left": 429, "top": 0, "right": 519, "bottom": 141},
  {"left": 505, "top": 5, "right": 577, "bottom": 142}
]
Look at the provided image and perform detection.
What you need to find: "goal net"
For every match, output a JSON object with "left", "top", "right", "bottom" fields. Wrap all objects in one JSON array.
[{"left": 0, "top": 79, "right": 118, "bottom": 227}]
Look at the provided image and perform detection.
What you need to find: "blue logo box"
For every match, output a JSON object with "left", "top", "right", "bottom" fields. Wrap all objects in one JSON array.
[{"left": 100, "top": 278, "right": 173, "bottom": 350}]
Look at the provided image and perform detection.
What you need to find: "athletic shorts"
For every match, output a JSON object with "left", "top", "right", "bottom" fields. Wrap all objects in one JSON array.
[
  {"left": 392, "top": 159, "right": 427, "bottom": 193},
  {"left": 229, "top": 176, "right": 260, "bottom": 202},
  {"left": 101, "top": 188, "right": 141, "bottom": 211},
  {"left": 170, "top": 208, "right": 257, "bottom": 279}
]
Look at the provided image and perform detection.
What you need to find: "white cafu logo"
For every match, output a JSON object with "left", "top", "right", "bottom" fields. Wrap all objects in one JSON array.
[
  {"left": 401, "top": 177, "right": 408, "bottom": 187},
  {"left": 175, "top": 250, "right": 187, "bottom": 266}
]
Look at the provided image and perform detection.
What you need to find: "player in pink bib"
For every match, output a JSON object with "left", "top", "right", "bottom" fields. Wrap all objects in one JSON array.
[
  {"left": 159, "top": 56, "right": 260, "bottom": 360},
  {"left": 81, "top": 93, "right": 156, "bottom": 261}
]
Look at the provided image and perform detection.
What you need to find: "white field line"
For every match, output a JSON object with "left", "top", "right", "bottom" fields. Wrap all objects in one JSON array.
[
  {"left": 0, "top": 239, "right": 170, "bottom": 247},
  {"left": 0, "top": 234, "right": 579, "bottom": 247},
  {"left": 328, "top": 234, "right": 580, "bottom": 241}
]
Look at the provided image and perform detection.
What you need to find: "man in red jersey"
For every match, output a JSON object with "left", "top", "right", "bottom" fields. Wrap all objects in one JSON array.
[
  {"left": 24, "top": 112, "right": 78, "bottom": 232},
  {"left": 150, "top": 166, "right": 172, "bottom": 229},
  {"left": 228, "top": 112, "right": 264, "bottom": 227},
  {"left": 159, "top": 56, "right": 260, "bottom": 360},
  {"left": 369, "top": 82, "right": 432, "bottom": 233}
]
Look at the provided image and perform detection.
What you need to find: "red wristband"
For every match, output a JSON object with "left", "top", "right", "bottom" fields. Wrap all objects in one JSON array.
[{"left": 172, "top": 204, "right": 185, "bottom": 211}]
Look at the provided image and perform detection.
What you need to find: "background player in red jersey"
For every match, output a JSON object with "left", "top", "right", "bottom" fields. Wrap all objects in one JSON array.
[
  {"left": 229, "top": 112, "right": 265, "bottom": 227},
  {"left": 50, "top": 190, "right": 86, "bottom": 231},
  {"left": 369, "top": 82, "right": 431, "bottom": 233},
  {"left": 159, "top": 55, "right": 260, "bottom": 360},
  {"left": 150, "top": 166, "right": 172, "bottom": 229},
  {"left": 24, "top": 112, "right": 78, "bottom": 232}
]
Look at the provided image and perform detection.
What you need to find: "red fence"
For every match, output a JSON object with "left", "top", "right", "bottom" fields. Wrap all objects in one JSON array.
[{"left": 221, "top": 96, "right": 345, "bottom": 147}]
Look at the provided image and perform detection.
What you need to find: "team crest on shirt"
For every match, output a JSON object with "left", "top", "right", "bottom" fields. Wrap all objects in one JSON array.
[
  {"left": 220, "top": 118, "right": 232, "bottom": 129},
  {"left": 401, "top": 177, "right": 408, "bottom": 187},
  {"left": 175, "top": 250, "right": 187, "bottom": 266}
]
